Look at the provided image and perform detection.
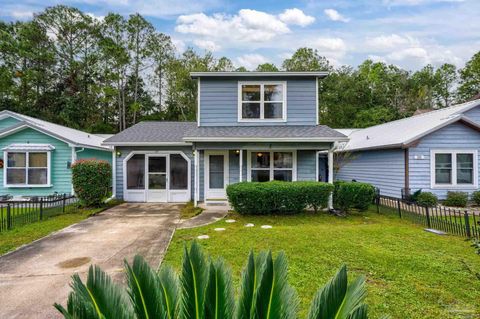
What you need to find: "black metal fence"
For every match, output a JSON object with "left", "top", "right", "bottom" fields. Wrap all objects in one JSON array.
[
  {"left": 0, "top": 194, "right": 78, "bottom": 232},
  {"left": 377, "top": 195, "right": 480, "bottom": 240}
]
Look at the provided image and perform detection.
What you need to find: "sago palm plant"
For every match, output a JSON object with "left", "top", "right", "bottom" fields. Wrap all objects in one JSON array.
[{"left": 55, "top": 241, "right": 373, "bottom": 319}]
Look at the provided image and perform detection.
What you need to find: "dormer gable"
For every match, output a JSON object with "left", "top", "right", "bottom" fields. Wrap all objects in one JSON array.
[{"left": 191, "top": 72, "right": 328, "bottom": 127}]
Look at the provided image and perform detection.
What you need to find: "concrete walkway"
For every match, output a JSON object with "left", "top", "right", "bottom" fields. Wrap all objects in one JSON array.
[
  {"left": 178, "top": 203, "right": 230, "bottom": 229},
  {"left": 0, "top": 203, "right": 181, "bottom": 319}
]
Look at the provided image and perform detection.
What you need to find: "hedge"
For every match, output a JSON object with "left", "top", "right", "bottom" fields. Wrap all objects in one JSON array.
[
  {"left": 226, "top": 181, "right": 334, "bottom": 215},
  {"left": 416, "top": 192, "right": 438, "bottom": 207},
  {"left": 333, "top": 181, "right": 376, "bottom": 213},
  {"left": 72, "top": 159, "right": 112, "bottom": 206},
  {"left": 443, "top": 191, "right": 468, "bottom": 207},
  {"left": 471, "top": 190, "right": 480, "bottom": 206}
]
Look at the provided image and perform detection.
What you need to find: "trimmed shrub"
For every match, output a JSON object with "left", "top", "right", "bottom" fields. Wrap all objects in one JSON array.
[
  {"left": 72, "top": 159, "right": 111, "bottom": 206},
  {"left": 416, "top": 192, "right": 438, "bottom": 207},
  {"left": 333, "top": 181, "right": 376, "bottom": 213},
  {"left": 443, "top": 191, "right": 468, "bottom": 207},
  {"left": 471, "top": 191, "right": 480, "bottom": 206},
  {"left": 226, "top": 181, "right": 334, "bottom": 215}
]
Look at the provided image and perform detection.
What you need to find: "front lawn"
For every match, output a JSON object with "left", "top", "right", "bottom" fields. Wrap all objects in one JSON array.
[
  {"left": 163, "top": 207, "right": 480, "bottom": 319},
  {"left": 0, "top": 202, "right": 118, "bottom": 255}
]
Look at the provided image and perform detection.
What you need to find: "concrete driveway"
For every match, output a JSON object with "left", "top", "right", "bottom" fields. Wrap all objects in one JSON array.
[{"left": 0, "top": 203, "right": 181, "bottom": 319}]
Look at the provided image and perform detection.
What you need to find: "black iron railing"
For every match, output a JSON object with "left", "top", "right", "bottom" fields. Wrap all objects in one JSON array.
[
  {"left": 377, "top": 194, "right": 480, "bottom": 240},
  {"left": 0, "top": 194, "right": 78, "bottom": 232}
]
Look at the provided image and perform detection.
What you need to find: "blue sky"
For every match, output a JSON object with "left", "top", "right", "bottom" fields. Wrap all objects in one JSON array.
[{"left": 1, "top": 0, "right": 479, "bottom": 70}]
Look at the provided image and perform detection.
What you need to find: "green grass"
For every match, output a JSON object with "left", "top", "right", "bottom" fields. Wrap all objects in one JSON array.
[
  {"left": 0, "top": 203, "right": 118, "bottom": 255},
  {"left": 163, "top": 207, "right": 480, "bottom": 319},
  {"left": 180, "top": 201, "right": 203, "bottom": 219}
]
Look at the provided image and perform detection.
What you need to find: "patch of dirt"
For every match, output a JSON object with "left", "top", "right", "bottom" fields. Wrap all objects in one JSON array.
[{"left": 57, "top": 257, "right": 91, "bottom": 268}]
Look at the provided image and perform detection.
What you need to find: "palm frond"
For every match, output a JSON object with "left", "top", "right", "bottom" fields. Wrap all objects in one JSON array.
[
  {"left": 55, "top": 266, "right": 133, "bottom": 319},
  {"left": 254, "top": 251, "right": 298, "bottom": 319},
  {"left": 158, "top": 265, "right": 180, "bottom": 319},
  {"left": 125, "top": 255, "right": 167, "bottom": 319},
  {"left": 307, "top": 264, "right": 367, "bottom": 319},
  {"left": 235, "top": 250, "right": 269, "bottom": 319},
  {"left": 205, "top": 258, "right": 235, "bottom": 319},
  {"left": 179, "top": 241, "right": 208, "bottom": 319},
  {"left": 347, "top": 304, "right": 368, "bottom": 319}
]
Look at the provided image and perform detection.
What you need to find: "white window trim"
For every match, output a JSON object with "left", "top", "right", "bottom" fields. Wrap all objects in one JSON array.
[
  {"left": 237, "top": 81, "right": 287, "bottom": 122},
  {"left": 3, "top": 151, "right": 52, "bottom": 188},
  {"left": 246, "top": 150, "right": 297, "bottom": 182},
  {"left": 430, "top": 149, "right": 478, "bottom": 189}
]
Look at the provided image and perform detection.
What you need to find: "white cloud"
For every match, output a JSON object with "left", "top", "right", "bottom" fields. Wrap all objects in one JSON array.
[
  {"left": 387, "top": 47, "right": 428, "bottom": 61},
  {"left": 312, "top": 37, "right": 347, "bottom": 52},
  {"left": 193, "top": 39, "right": 220, "bottom": 52},
  {"left": 236, "top": 54, "right": 269, "bottom": 70},
  {"left": 171, "top": 38, "right": 186, "bottom": 53},
  {"left": 365, "top": 34, "right": 416, "bottom": 51},
  {"left": 383, "top": 0, "right": 464, "bottom": 6},
  {"left": 176, "top": 10, "right": 291, "bottom": 42},
  {"left": 278, "top": 8, "right": 315, "bottom": 27},
  {"left": 324, "top": 9, "right": 349, "bottom": 23}
]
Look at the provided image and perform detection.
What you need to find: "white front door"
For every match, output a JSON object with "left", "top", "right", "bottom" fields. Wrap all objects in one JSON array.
[
  {"left": 146, "top": 155, "right": 168, "bottom": 202},
  {"left": 205, "top": 151, "right": 229, "bottom": 200}
]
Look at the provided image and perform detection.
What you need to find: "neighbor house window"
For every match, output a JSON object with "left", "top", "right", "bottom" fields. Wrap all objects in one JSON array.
[
  {"left": 239, "top": 82, "right": 286, "bottom": 121},
  {"left": 249, "top": 151, "right": 295, "bottom": 182},
  {"left": 5, "top": 152, "right": 50, "bottom": 186},
  {"left": 431, "top": 150, "right": 477, "bottom": 187}
]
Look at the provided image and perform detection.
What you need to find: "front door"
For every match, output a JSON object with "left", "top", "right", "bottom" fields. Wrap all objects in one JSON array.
[
  {"left": 147, "top": 155, "right": 168, "bottom": 202},
  {"left": 205, "top": 151, "right": 229, "bottom": 200}
]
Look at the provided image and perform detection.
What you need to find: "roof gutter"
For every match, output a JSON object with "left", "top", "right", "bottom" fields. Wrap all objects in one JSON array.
[{"left": 182, "top": 137, "right": 349, "bottom": 142}]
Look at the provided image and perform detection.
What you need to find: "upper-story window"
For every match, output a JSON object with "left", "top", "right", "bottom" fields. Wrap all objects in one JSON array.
[{"left": 238, "top": 82, "right": 286, "bottom": 122}]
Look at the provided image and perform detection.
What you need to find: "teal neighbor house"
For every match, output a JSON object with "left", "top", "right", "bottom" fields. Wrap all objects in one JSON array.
[
  {"left": 0, "top": 110, "right": 112, "bottom": 197},
  {"left": 104, "top": 72, "right": 348, "bottom": 204}
]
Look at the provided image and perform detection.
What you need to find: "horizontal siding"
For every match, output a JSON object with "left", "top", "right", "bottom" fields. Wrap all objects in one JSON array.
[
  {"left": 76, "top": 148, "right": 112, "bottom": 164},
  {"left": 0, "top": 128, "right": 73, "bottom": 196},
  {"left": 297, "top": 150, "right": 316, "bottom": 181},
  {"left": 409, "top": 122, "right": 480, "bottom": 199},
  {"left": 199, "top": 78, "right": 317, "bottom": 126},
  {"left": 0, "top": 117, "right": 21, "bottom": 130},
  {"left": 463, "top": 106, "right": 480, "bottom": 124},
  {"left": 336, "top": 149, "right": 405, "bottom": 198},
  {"left": 115, "top": 146, "right": 194, "bottom": 200}
]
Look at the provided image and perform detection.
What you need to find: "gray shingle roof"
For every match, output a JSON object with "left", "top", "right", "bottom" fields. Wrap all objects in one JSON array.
[
  {"left": 104, "top": 122, "right": 347, "bottom": 145},
  {"left": 183, "top": 125, "right": 347, "bottom": 141},
  {"left": 103, "top": 121, "right": 197, "bottom": 144}
]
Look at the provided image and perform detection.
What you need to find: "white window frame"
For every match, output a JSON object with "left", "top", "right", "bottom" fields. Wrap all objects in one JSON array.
[
  {"left": 238, "top": 81, "right": 287, "bottom": 122},
  {"left": 3, "top": 151, "right": 52, "bottom": 188},
  {"left": 430, "top": 149, "right": 478, "bottom": 189},
  {"left": 247, "top": 150, "right": 297, "bottom": 182}
]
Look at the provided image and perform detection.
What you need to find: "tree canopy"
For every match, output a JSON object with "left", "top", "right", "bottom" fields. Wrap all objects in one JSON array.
[{"left": 0, "top": 6, "right": 479, "bottom": 131}]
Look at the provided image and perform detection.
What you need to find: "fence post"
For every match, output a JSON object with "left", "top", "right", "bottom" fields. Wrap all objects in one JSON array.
[
  {"left": 6, "top": 204, "right": 11, "bottom": 230},
  {"left": 62, "top": 193, "right": 66, "bottom": 213},
  {"left": 425, "top": 206, "right": 431, "bottom": 228},
  {"left": 376, "top": 194, "right": 380, "bottom": 214},
  {"left": 464, "top": 210, "right": 471, "bottom": 237},
  {"left": 397, "top": 198, "right": 402, "bottom": 218},
  {"left": 39, "top": 198, "right": 43, "bottom": 221}
]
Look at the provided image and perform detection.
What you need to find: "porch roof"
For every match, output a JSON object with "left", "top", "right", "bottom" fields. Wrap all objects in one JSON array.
[{"left": 183, "top": 125, "right": 348, "bottom": 142}]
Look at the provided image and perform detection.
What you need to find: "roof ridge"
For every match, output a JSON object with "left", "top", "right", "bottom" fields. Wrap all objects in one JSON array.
[{"left": 355, "top": 98, "right": 480, "bottom": 131}]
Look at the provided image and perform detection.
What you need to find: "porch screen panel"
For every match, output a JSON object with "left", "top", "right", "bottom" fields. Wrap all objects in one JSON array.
[
  {"left": 148, "top": 157, "right": 166, "bottom": 190},
  {"left": 127, "top": 154, "right": 145, "bottom": 189},
  {"left": 170, "top": 154, "right": 188, "bottom": 190}
]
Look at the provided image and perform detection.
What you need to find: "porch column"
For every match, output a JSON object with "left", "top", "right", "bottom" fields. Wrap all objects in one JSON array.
[
  {"left": 194, "top": 149, "right": 199, "bottom": 206},
  {"left": 328, "top": 148, "right": 334, "bottom": 209},
  {"left": 239, "top": 150, "right": 243, "bottom": 182}
]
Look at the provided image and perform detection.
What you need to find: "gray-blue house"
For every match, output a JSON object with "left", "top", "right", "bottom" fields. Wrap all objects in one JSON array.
[
  {"left": 104, "top": 72, "right": 347, "bottom": 204},
  {"left": 336, "top": 99, "right": 480, "bottom": 199}
]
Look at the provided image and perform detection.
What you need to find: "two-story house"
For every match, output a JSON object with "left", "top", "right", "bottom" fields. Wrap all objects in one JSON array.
[{"left": 104, "top": 72, "right": 347, "bottom": 204}]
